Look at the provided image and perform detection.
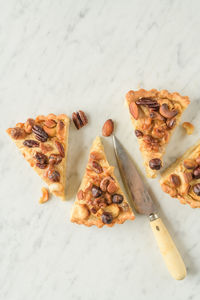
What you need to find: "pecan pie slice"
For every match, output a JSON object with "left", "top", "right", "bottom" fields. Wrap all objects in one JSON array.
[
  {"left": 6, "top": 114, "right": 70, "bottom": 199},
  {"left": 160, "top": 141, "right": 200, "bottom": 208},
  {"left": 126, "top": 89, "right": 190, "bottom": 178},
  {"left": 70, "top": 136, "right": 135, "bottom": 227}
]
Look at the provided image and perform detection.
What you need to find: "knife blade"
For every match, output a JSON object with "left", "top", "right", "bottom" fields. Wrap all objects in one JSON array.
[{"left": 112, "top": 135, "right": 186, "bottom": 280}]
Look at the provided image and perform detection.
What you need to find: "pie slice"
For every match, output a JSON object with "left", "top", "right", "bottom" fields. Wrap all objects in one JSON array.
[
  {"left": 71, "top": 136, "right": 135, "bottom": 227},
  {"left": 160, "top": 140, "right": 200, "bottom": 208},
  {"left": 6, "top": 113, "right": 70, "bottom": 200},
  {"left": 126, "top": 89, "right": 190, "bottom": 178}
]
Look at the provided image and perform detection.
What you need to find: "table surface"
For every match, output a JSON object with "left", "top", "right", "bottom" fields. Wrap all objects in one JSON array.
[{"left": 1, "top": 1, "right": 200, "bottom": 299}]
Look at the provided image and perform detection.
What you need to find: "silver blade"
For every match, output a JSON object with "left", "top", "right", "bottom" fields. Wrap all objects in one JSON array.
[{"left": 113, "top": 135, "right": 157, "bottom": 215}]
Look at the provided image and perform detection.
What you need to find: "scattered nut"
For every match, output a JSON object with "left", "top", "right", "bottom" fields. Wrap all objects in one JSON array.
[
  {"left": 170, "top": 174, "right": 181, "bottom": 187},
  {"left": 72, "top": 110, "right": 88, "bottom": 129},
  {"left": 166, "top": 118, "right": 176, "bottom": 129},
  {"left": 183, "top": 159, "right": 198, "bottom": 170},
  {"left": 91, "top": 185, "right": 102, "bottom": 198},
  {"left": 39, "top": 187, "right": 49, "bottom": 204},
  {"left": 182, "top": 122, "right": 194, "bottom": 135},
  {"left": 129, "top": 102, "right": 139, "bottom": 120},
  {"left": 102, "top": 119, "right": 114, "bottom": 137}
]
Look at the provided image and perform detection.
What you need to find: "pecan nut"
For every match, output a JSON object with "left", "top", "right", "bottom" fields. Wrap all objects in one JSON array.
[
  {"left": 136, "top": 98, "right": 159, "bottom": 109},
  {"left": 47, "top": 169, "right": 60, "bottom": 182},
  {"left": 170, "top": 174, "right": 181, "bottom": 187},
  {"left": 112, "top": 194, "right": 124, "bottom": 204},
  {"left": 149, "top": 158, "right": 162, "bottom": 170},
  {"left": 49, "top": 153, "right": 62, "bottom": 165},
  {"left": 91, "top": 161, "right": 103, "bottom": 174},
  {"left": 159, "top": 103, "right": 178, "bottom": 119},
  {"left": 44, "top": 119, "right": 57, "bottom": 128},
  {"left": 72, "top": 110, "right": 88, "bottom": 129},
  {"left": 34, "top": 152, "right": 48, "bottom": 169},
  {"left": 135, "top": 130, "right": 143, "bottom": 138},
  {"left": 183, "top": 159, "right": 198, "bottom": 170},
  {"left": 23, "top": 140, "right": 39, "bottom": 148},
  {"left": 91, "top": 185, "right": 102, "bottom": 198},
  {"left": 55, "top": 141, "right": 65, "bottom": 157},
  {"left": 9, "top": 127, "right": 26, "bottom": 139},
  {"left": 32, "top": 125, "right": 49, "bottom": 142},
  {"left": 101, "top": 212, "right": 113, "bottom": 224}
]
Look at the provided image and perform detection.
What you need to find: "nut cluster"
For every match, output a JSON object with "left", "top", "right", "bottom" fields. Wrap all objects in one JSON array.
[
  {"left": 8, "top": 116, "right": 66, "bottom": 184},
  {"left": 77, "top": 152, "right": 125, "bottom": 224},
  {"left": 130, "top": 97, "right": 180, "bottom": 171}
]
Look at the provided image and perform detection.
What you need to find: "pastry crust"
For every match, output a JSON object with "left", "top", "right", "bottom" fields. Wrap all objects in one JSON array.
[
  {"left": 126, "top": 89, "right": 190, "bottom": 178},
  {"left": 160, "top": 140, "right": 200, "bottom": 208},
  {"left": 7, "top": 113, "right": 70, "bottom": 199},
  {"left": 71, "top": 136, "right": 135, "bottom": 227}
]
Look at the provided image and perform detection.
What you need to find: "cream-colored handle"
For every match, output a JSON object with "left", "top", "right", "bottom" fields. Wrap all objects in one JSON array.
[{"left": 150, "top": 217, "right": 186, "bottom": 280}]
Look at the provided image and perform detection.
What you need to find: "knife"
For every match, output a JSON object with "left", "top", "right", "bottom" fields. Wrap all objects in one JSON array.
[{"left": 112, "top": 135, "right": 186, "bottom": 280}]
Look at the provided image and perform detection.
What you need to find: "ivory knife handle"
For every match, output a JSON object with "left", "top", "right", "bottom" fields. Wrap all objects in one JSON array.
[{"left": 150, "top": 217, "right": 186, "bottom": 280}]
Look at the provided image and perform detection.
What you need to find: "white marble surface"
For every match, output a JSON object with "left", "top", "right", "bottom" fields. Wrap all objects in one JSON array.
[{"left": 1, "top": 0, "right": 200, "bottom": 299}]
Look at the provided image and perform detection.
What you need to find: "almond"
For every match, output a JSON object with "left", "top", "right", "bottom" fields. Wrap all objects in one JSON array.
[
  {"left": 102, "top": 119, "right": 114, "bottom": 137},
  {"left": 44, "top": 119, "right": 57, "bottom": 128},
  {"left": 129, "top": 102, "right": 139, "bottom": 120}
]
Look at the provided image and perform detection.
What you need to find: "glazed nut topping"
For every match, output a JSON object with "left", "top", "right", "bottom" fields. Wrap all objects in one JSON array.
[
  {"left": 112, "top": 194, "right": 124, "bottom": 204},
  {"left": 170, "top": 174, "right": 181, "bottom": 187},
  {"left": 24, "top": 118, "right": 35, "bottom": 133},
  {"left": 183, "top": 159, "right": 198, "bottom": 170},
  {"left": 10, "top": 127, "right": 26, "bottom": 139},
  {"left": 193, "top": 184, "right": 200, "bottom": 196},
  {"left": 182, "top": 122, "right": 194, "bottom": 135},
  {"left": 183, "top": 172, "right": 193, "bottom": 183},
  {"left": 44, "top": 119, "right": 57, "bottom": 128},
  {"left": 90, "top": 151, "right": 103, "bottom": 161},
  {"left": 102, "top": 119, "right": 114, "bottom": 137},
  {"left": 23, "top": 139, "right": 39, "bottom": 148},
  {"left": 39, "top": 187, "right": 49, "bottom": 204},
  {"left": 72, "top": 110, "right": 88, "bottom": 129},
  {"left": 47, "top": 169, "right": 60, "bottom": 182},
  {"left": 55, "top": 141, "right": 65, "bottom": 157},
  {"left": 101, "top": 211, "right": 113, "bottom": 224},
  {"left": 149, "top": 158, "right": 162, "bottom": 170},
  {"left": 49, "top": 153, "right": 62, "bottom": 165},
  {"left": 129, "top": 102, "right": 139, "bottom": 120},
  {"left": 159, "top": 103, "right": 178, "bottom": 119},
  {"left": 34, "top": 152, "right": 48, "bottom": 169},
  {"left": 32, "top": 125, "right": 49, "bottom": 142},
  {"left": 91, "top": 161, "right": 103, "bottom": 174},
  {"left": 135, "top": 129, "right": 143, "bottom": 138},
  {"left": 193, "top": 167, "right": 200, "bottom": 179}
]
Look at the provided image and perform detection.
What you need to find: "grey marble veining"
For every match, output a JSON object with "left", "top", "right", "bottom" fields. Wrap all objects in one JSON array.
[{"left": 0, "top": 0, "right": 200, "bottom": 299}]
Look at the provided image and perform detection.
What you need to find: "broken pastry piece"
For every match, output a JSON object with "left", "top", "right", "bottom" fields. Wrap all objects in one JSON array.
[
  {"left": 126, "top": 89, "right": 190, "bottom": 178},
  {"left": 71, "top": 136, "right": 135, "bottom": 227},
  {"left": 7, "top": 114, "right": 70, "bottom": 199},
  {"left": 160, "top": 141, "right": 200, "bottom": 208}
]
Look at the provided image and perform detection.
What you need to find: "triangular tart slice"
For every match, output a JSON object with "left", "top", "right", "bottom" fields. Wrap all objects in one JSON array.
[
  {"left": 71, "top": 136, "right": 135, "bottom": 227},
  {"left": 126, "top": 89, "right": 190, "bottom": 178},
  {"left": 7, "top": 113, "right": 70, "bottom": 199},
  {"left": 160, "top": 140, "right": 200, "bottom": 208}
]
